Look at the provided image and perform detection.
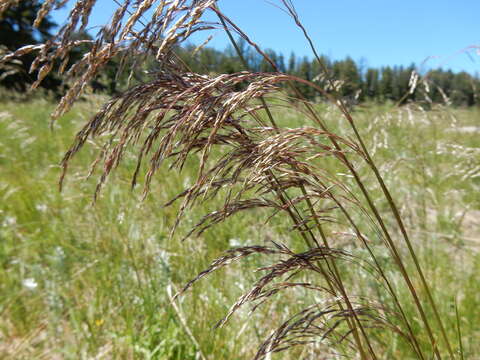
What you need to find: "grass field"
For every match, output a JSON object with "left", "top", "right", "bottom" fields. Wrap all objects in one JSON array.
[{"left": 0, "top": 96, "right": 479, "bottom": 359}]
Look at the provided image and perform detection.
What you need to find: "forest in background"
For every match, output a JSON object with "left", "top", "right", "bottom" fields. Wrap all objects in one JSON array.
[
  {"left": 1, "top": 1, "right": 479, "bottom": 359},
  {"left": 1, "top": 1, "right": 479, "bottom": 106}
]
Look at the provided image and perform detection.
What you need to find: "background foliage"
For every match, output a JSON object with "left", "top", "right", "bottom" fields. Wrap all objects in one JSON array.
[{"left": 1, "top": 1, "right": 479, "bottom": 106}]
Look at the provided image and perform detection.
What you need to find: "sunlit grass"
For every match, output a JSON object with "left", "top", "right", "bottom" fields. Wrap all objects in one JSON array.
[{"left": 0, "top": 98, "right": 478, "bottom": 359}]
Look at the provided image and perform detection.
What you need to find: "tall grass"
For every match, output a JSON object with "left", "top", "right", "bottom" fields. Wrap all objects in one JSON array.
[
  {"left": 0, "top": 1, "right": 479, "bottom": 359},
  {"left": 0, "top": 99, "right": 479, "bottom": 359}
]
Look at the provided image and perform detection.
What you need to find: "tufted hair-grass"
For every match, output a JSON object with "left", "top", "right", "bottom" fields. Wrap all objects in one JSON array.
[{"left": 0, "top": 1, "right": 461, "bottom": 359}]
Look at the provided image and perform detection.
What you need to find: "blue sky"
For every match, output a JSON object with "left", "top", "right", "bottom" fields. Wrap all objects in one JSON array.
[{"left": 52, "top": 0, "right": 480, "bottom": 74}]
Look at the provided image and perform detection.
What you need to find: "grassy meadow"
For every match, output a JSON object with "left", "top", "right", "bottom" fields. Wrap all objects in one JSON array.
[{"left": 0, "top": 96, "right": 479, "bottom": 359}]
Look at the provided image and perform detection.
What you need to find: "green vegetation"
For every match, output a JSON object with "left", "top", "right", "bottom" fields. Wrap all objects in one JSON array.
[
  {"left": 1, "top": 1, "right": 479, "bottom": 359},
  {"left": 0, "top": 98, "right": 478, "bottom": 359},
  {"left": 1, "top": 1, "right": 479, "bottom": 105},
  {"left": 180, "top": 45, "right": 480, "bottom": 106}
]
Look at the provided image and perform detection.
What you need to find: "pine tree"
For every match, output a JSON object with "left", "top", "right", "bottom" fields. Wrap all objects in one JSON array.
[
  {"left": 0, "top": 0, "right": 58, "bottom": 91},
  {"left": 287, "top": 51, "right": 296, "bottom": 74},
  {"left": 379, "top": 66, "right": 394, "bottom": 101},
  {"left": 365, "top": 68, "right": 379, "bottom": 100}
]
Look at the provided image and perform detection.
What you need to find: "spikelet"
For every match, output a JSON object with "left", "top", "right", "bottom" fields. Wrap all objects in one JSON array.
[{"left": 34, "top": 0, "right": 56, "bottom": 27}]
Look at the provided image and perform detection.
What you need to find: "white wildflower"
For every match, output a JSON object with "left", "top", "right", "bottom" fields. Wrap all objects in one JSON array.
[
  {"left": 23, "top": 278, "right": 38, "bottom": 290},
  {"left": 132, "top": 295, "right": 144, "bottom": 305},
  {"left": 54, "top": 246, "right": 65, "bottom": 259},
  {"left": 229, "top": 238, "right": 241, "bottom": 247},
  {"left": 3, "top": 216, "right": 16, "bottom": 227},
  {"left": 157, "top": 249, "right": 170, "bottom": 262},
  {"left": 117, "top": 211, "right": 125, "bottom": 224},
  {"left": 36, "top": 203, "right": 48, "bottom": 212}
]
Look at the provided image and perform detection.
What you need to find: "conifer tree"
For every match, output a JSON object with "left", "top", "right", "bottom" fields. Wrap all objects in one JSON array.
[{"left": 0, "top": 0, "right": 58, "bottom": 91}]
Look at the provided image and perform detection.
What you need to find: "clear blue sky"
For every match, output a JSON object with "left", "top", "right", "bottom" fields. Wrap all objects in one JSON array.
[{"left": 52, "top": 0, "right": 480, "bottom": 74}]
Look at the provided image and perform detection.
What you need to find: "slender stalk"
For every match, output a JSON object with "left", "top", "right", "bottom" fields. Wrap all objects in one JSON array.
[
  {"left": 212, "top": 6, "right": 448, "bottom": 358},
  {"left": 213, "top": 12, "right": 437, "bottom": 356},
  {"left": 455, "top": 299, "right": 464, "bottom": 360},
  {"left": 343, "top": 106, "right": 455, "bottom": 359},
  {"left": 299, "top": 186, "right": 379, "bottom": 360},
  {"left": 214, "top": 6, "right": 378, "bottom": 359},
  {"left": 280, "top": 4, "right": 455, "bottom": 355},
  {"left": 328, "top": 190, "right": 426, "bottom": 360},
  {"left": 287, "top": 75, "right": 443, "bottom": 360}
]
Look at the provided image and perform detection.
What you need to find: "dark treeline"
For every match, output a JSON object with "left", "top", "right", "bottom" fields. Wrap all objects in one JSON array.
[
  {"left": 1, "top": 1, "right": 479, "bottom": 107},
  {"left": 0, "top": 1, "right": 61, "bottom": 91},
  {"left": 179, "top": 42, "right": 479, "bottom": 107}
]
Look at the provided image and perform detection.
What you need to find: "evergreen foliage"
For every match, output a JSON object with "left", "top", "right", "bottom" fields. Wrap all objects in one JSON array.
[
  {"left": 177, "top": 44, "right": 480, "bottom": 107},
  {"left": 0, "top": 0, "right": 60, "bottom": 91},
  {"left": 0, "top": 1, "right": 478, "bottom": 106}
]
